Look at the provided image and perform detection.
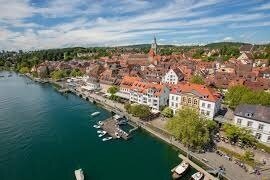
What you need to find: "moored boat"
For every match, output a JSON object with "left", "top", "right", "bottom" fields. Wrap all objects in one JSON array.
[
  {"left": 91, "top": 111, "right": 100, "bottom": 116},
  {"left": 171, "top": 161, "right": 190, "bottom": 179},
  {"left": 98, "top": 131, "right": 107, "bottom": 137},
  {"left": 74, "top": 169, "right": 84, "bottom": 180},
  {"left": 98, "top": 121, "right": 104, "bottom": 126},
  {"left": 190, "top": 172, "right": 204, "bottom": 180},
  {"left": 102, "top": 136, "right": 113, "bottom": 141},
  {"left": 115, "top": 132, "right": 120, "bottom": 138},
  {"left": 93, "top": 125, "right": 100, "bottom": 128}
]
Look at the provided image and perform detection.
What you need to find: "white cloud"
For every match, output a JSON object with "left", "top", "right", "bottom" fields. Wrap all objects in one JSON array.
[{"left": 223, "top": 37, "right": 233, "bottom": 41}]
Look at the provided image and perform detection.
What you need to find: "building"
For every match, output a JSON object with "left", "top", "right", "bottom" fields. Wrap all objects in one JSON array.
[
  {"left": 129, "top": 81, "right": 170, "bottom": 111},
  {"left": 118, "top": 76, "right": 142, "bottom": 99},
  {"left": 81, "top": 76, "right": 101, "bottom": 91},
  {"left": 162, "top": 68, "right": 184, "bottom": 84},
  {"left": 234, "top": 104, "right": 270, "bottom": 144},
  {"left": 169, "top": 83, "right": 221, "bottom": 119}
]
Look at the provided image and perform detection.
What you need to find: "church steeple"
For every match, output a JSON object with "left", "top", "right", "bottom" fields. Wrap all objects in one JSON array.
[{"left": 151, "top": 35, "right": 157, "bottom": 54}]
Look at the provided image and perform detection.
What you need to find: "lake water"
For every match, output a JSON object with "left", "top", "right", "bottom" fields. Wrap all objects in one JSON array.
[{"left": 0, "top": 71, "right": 195, "bottom": 180}]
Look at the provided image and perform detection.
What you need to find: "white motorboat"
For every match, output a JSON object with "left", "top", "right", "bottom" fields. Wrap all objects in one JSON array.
[
  {"left": 98, "top": 121, "right": 104, "bottom": 126},
  {"left": 102, "top": 136, "right": 113, "bottom": 141},
  {"left": 93, "top": 125, "right": 100, "bottom": 128},
  {"left": 172, "top": 161, "right": 190, "bottom": 179},
  {"left": 190, "top": 172, "right": 204, "bottom": 180},
  {"left": 98, "top": 131, "right": 107, "bottom": 137},
  {"left": 91, "top": 111, "right": 100, "bottom": 116},
  {"left": 97, "top": 130, "right": 106, "bottom": 133},
  {"left": 74, "top": 169, "right": 84, "bottom": 180}
]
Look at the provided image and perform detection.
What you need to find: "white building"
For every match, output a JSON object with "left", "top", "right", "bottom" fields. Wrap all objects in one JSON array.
[
  {"left": 234, "top": 104, "right": 270, "bottom": 144},
  {"left": 162, "top": 68, "right": 184, "bottom": 84},
  {"left": 81, "top": 76, "right": 100, "bottom": 91},
  {"left": 129, "top": 81, "right": 170, "bottom": 111},
  {"left": 169, "top": 83, "right": 221, "bottom": 119}
]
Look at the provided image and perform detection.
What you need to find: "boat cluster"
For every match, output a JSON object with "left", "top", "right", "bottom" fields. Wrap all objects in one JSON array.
[
  {"left": 93, "top": 121, "right": 113, "bottom": 141},
  {"left": 172, "top": 161, "right": 204, "bottom": 180}
]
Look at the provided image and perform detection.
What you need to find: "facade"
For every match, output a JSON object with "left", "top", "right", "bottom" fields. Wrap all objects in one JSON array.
[
  {"left": 169, "top": 83, "right": 221, "bottom": 119},
  {"left": 162, "top": 68, "right": 184, "bottom": 84},
  {"left": 129, "top": 81, "right": 170, "bottom": 111},
  {"left": 234, "top": 104, "right": 270, "bottom": 144},
  {"left": 81, "top": 76, "right": 101, "bottom": 91}
]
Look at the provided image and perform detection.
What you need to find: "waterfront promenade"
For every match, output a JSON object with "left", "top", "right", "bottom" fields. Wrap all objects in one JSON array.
[{"left": 77, "top": 89, "right": 265, "bottom": 180}]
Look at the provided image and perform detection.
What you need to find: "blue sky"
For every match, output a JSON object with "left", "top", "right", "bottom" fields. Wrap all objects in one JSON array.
[{"left": 0, "top": 0, "right": 270, "bottom": 50}]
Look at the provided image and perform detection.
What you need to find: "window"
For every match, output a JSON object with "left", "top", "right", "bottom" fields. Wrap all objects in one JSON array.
[
  {"left": 172, "top": 95, "right": 174, "bottom": 100},
  {"left": 255, "top": 133, "right": 262, "bottom": 140},
  {"left": 201, "top": 110, "right": 205, "bottom": 115},
  {"left": 194, "top": 99, "right": 198, "bottom": 105},
  {"left": 207, "top": 104, "right": 211, "bottom": 108},
  {"left": 206, "top": 111, "right": 210, "bottom": 116},
  {"left": 175, "top": 103, "right": 178, "bottom": 108},
  {"left": 202, "top": 102, "right": 205, "bottom": 107},
  {"left": 182, "top": 97, "right": 186, "bottom": 102},
  {"left": 176, "top": 96, "right": 178, "bottom": 101},
  {"left": 267, "top": 136, "right": 270, "bottom": 143},
  {"left": 247, "top": 121, "right": 253, "bottom": 127},
  {"left": 188, "top": 98, "right": 192, "bottom": 104},
  {"left": 237, "top": 118, "right": 242, "bottom": 125},
  {"left": 258, "top": 124, "right": 264, "bottom": 131},
  {"left": 171, "top": 102, "right": 174, "bottom": 107}
]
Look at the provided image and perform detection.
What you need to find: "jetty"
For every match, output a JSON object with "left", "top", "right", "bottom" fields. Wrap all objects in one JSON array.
[
  {"left": 100, "top": 118, "right": 130, "bottom": 140},
  {"left": 176, "top": 154, "right": 218, "bottom": 180}
]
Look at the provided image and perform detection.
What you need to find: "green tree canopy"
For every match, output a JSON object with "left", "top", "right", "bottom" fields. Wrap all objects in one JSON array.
[
  {"left": 225, "top": 85, "right": 270, "bottom": 109},
  {"left": 161, "top": 107, "right": 173, "bottom": 118},
  {"left": 19, "top": 67, "right": 30, "bottom": 74},
  {"left": 125, "top": 104, "right": 151, "bottom": 119},
  {"left": 107, "top": 86, "right": 119, "bottom": 95},
  {"left": 166, "top": 108, "right": 212, "bottom": 150},
  {"left": 50, "top": 70, "right": 68, "bottom": 80},
  {"left": 222, "top": 123, "right": 257, "bottom": 146},
  {"left": 70, "top": 68, "right": 83, "bottom": 77}
]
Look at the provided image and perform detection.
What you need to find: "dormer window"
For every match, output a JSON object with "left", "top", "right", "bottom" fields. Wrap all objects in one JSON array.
[{"left": 245, "top": 113, "right": 253, "bottom": 118}]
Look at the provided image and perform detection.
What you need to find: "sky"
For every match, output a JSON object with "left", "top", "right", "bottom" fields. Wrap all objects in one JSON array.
[{"left": 0, "top": 0, "right": 270, "bottom": 50}]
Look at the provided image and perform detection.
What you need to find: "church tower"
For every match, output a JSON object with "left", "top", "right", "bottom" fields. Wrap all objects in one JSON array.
[{"left": 151, "top": 35, "right": 157, "bottom": 55}]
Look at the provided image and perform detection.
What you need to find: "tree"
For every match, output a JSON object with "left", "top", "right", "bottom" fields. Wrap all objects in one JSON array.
[
  {"left": 70, "top": 68, "right": 83, "bottom": 77},
  {"left": 161, "top": 107, "right": 173, "bottom": 118},
  {"left": 127, "top": 104, "right": 151, "bottom": 119},
  {"left": 222, "top": 123, "right": 257, "bottom": 146},
  {"left": 107, "top": 86, "right": 119, "bottom": 95},
  {"left": 225, "top": 85, "right": 270, "bottom": 109},
  {"left": 190, "top": 75, "right": 205, "bottom": 84},
  {"left": 50, "top": 70, "right": 68, "bottom": 80},
  {"left": 166, "top": 108, "right": 211, "bottom": 150},
  {"left": 242, "top": 150, "right": 254, "bottom": 162},
  {"left": 19, "top": 67, "right": 29, "bottom": 74}
]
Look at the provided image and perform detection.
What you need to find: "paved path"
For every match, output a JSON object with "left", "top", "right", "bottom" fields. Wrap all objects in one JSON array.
[{"left": 78, "top": 90, "right": 266, "bottom": 180}]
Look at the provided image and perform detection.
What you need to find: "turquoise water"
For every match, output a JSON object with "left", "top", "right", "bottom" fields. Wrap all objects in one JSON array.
[{"left": 0, "top": 72, "right": 195, "bottom": 180}]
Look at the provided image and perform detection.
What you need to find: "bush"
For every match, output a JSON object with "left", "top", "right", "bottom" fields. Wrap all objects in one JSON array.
[
  {"left": 19, "top": 67, "right": 29, "bottom": 74},
  {"left": 125, "top": 104, "right": 151, "bottom": 119}
]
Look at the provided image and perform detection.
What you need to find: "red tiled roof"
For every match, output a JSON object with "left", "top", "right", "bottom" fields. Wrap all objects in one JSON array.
[{"left": 170, "top": 83, "right": 220, "bottom": 102}]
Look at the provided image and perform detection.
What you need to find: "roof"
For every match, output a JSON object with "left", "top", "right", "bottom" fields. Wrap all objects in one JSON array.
[
  {"left": 130, "top": 81, "right": 166, "bottom": 96},
  {"left": 120, "top": 76, "right": 142, "bottom": 89},
  {"left": 170, "top": 83, "right": 220, "bottom": 102},
  {"left": 234, "top": 104, "right": 270, "bottom": 124}
]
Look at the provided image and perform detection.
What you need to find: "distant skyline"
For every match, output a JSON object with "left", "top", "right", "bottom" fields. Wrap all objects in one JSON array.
[{"left": 0, "top": 0, "right": 270, "bottom": 50}]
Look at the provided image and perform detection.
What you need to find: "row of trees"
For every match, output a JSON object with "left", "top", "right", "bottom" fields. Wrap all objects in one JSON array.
[
  {"left": 166, "top": 108, "right": 217, "bottom": 150},
  {"left": 50, "top": 69, "right": 83, "bottom": 80},
  {"left": 225, "top": 85, "right": 270, "bottom": 109}
]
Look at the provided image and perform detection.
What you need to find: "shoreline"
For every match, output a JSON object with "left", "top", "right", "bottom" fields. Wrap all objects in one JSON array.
[{"left": 21, "top": 72, "right": 221, "bottom": 180}]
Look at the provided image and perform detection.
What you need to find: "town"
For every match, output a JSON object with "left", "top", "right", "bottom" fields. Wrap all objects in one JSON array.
[{"left": 2, "top": 37, "right": 268, "bottom": 179}]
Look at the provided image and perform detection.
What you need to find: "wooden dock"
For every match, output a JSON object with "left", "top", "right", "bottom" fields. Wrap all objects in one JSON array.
[
  {"left": 100, "top": 118, "right": 130, "bottom": 140},
  {"left": 178, "top": 154, "right": 218, "bottom": 180}
]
